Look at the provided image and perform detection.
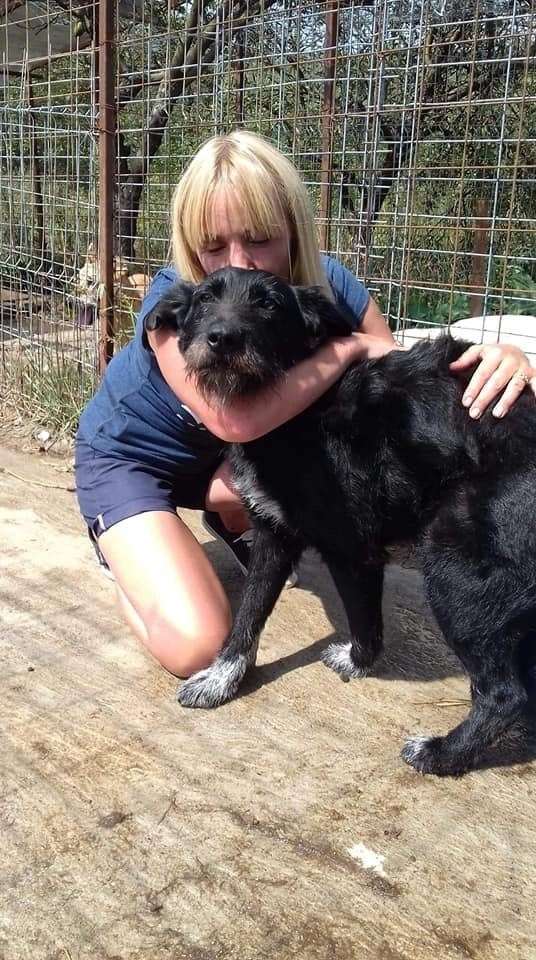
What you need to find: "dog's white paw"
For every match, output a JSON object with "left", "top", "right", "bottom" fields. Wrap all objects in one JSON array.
[
  {"left": 401, "top": 734, "right": 470, "bottom": 777},
  {"left": 401, "top": 734, "right": 448, "bottom": 776},
  {"left": 401, "top": 735, "right": 434, "bottom": 768},
  {"left": 177, "top": 655, "right": 248, "bottom": 709},
  {"left": 322, "top": 641, "right": 371, "bottom": 681}
]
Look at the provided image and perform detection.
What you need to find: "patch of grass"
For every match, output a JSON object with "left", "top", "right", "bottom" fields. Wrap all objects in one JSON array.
[
  {"left": 0, "top": 297, "right": 138, "bottom": 438},
  {"left": 1, "top": 342, "right": 97, "bottom": 437},
  {"left": 114, "top": 298, "right": 137, "bottom": 349}
]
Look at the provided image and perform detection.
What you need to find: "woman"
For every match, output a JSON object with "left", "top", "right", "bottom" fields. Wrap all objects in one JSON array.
[{"left": 75, "top": 130, "right": 535, "bottom": 678}]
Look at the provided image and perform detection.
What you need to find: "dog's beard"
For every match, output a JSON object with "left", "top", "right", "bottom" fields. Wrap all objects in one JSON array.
[{"left": 183, "top": 341, "right": 284, "bottom": 402}]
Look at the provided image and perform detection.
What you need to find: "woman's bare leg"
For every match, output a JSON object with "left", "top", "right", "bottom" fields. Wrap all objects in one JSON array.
[
  {"left": 204, "top": 458, "right": 299, "bottom": 588},
  {"left": 115, "top": 584, "right": 149, "bottom": 644},
  {"left": 205, "top": 458, "right": 250, "bottom": 532},
  {"left": 98, "top": 510, "right": 232, "bottom": 677}
]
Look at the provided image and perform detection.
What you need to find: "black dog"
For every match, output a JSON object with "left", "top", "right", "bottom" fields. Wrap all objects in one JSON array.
[{"left": 146, "top": 267, "right": 536, "bottom": 776}]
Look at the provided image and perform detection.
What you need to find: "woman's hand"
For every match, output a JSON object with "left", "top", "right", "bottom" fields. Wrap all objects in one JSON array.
[
  {"left": 449, "top": 343, "right": 536, "bottom": 418},
  {"left": 340, "top": 330, "right": 400, "bottom": 364}
]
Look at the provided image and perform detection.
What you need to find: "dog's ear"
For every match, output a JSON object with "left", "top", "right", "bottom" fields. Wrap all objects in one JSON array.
[
  {"left": 144, "top": 281, "right": 194, "bottom": 332},
  {"left": 292, "top": 285, "right": 354, "bottom": 339}
]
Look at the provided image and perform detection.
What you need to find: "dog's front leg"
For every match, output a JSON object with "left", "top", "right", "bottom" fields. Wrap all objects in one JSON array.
[
  {"left": 178, "top": 524, "right": 303, "bottom": 708},
  {"left": 322, "top": 560, "right": 384, "bottom": 680}
]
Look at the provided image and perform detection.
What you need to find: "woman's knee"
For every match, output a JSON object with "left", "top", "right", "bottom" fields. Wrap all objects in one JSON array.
[
  {"left": 145, "top": 606, "right": 232, "bottom": 678},
  {"left": 98, "top": 510, "right": 233, "bottom": 677}
]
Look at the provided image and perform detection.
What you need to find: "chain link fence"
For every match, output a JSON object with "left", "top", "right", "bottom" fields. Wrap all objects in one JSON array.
[{"left": 1, "top": 0, "right": 535, "bottom": 433}]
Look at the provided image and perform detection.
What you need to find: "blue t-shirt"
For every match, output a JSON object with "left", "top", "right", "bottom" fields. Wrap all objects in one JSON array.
[{"left": 77, "top": 256, "right": 369, "bottom": 472}]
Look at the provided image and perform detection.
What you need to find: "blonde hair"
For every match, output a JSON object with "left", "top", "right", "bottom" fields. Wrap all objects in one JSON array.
[{"left": 170, "top": 130, "right": 332, "bottom": 296}]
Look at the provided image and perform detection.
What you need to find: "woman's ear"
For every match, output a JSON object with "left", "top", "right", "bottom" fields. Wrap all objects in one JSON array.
[
  {"left": 144, "top": 281, "right": 195, "bottom": 332},
  {"left": 292, "top": 285, "right": 354, "bottom": 339}
]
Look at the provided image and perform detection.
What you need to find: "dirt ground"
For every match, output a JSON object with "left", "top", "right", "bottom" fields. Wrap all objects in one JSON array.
[{"left": 1, "top": 441, "right": 535, "bottom": 960}]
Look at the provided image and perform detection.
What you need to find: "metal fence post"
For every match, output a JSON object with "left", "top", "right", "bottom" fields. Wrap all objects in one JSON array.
[
  {"left": 319, "top": 0, "right": 339, "bottom": 253},
  {"left": 98, "top": 0, "right": 116, "bottom": 374}
]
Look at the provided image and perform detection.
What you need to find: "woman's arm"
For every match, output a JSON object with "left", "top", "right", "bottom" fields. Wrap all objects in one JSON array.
[
  {"left": 147, "top": 312, "right": 395, "bottom": 443},
  {"left": 359, "top": 298, "right": 397, "bottom": 342}
]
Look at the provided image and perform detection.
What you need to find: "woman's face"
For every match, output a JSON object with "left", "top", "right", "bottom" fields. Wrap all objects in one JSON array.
[{"left": 196, "top": 189, "right": 292, "bottom": 280}]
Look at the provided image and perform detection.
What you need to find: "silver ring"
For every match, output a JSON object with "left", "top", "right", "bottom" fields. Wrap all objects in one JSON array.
[{"left": 515, "top": 369, "right": 531, "bottom": 386}]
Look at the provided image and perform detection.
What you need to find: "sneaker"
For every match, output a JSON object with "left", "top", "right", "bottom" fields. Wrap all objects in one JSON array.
[
  {"left": 202, "top": 511, "right": 298, "bottom": 588},
  {"left": 202, "top": 510, "right": 251, "bottom": 574}
]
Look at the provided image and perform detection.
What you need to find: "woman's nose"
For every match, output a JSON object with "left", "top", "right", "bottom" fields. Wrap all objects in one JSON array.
[{"left": 228, "top": 242, "right": 255, "bottom": 270}]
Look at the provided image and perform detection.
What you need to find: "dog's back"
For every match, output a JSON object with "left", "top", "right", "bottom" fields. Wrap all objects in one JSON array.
[
  {"left": 234, "top": 335, "right": 536, "bottom": 558},
  {"left": 328, "top": 335, "right": 536, "bottom": 473}
]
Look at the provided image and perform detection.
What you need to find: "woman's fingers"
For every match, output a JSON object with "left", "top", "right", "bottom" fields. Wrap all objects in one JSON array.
[
  {"left": 346, "top": 332, "right": 398, "bottom": 361},
  {"left": 492, "top": 368, "right": 536, "bottom": 418},
  {"left": 448, "top": 344, "right": 484, "bottom": 371},
  {"left": 458, "top": 348, "right": 511, "bottom": 416},
  {"left": 450, "top": 343, "right": 534, "bottom": 417}
]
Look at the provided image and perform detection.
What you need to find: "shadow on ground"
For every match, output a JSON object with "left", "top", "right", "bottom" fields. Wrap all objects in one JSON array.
[{"left": 204, "top": 538, "right": 463, "bottom": 685}]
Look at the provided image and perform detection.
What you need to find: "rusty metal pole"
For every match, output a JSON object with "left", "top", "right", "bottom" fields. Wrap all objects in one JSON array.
[
  {"left": 319, "top": 0, "right": 339, "bottom": 253},
  {"left": 28, "top": 71, "right": 47, "bottom": 263},
  {"left": 468, "top": 198, "right": 490, "bottom": 318},
  {"left": 235, "top": 29, "right": 245, "bottom": 125},
  {"left": 98, "top": 0, "right": 116, "bottom": 374}
]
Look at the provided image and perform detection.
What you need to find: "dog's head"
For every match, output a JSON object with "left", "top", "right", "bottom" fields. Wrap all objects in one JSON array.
[{"left": 145, "top": 267, "right": 353, "bottom": 400}]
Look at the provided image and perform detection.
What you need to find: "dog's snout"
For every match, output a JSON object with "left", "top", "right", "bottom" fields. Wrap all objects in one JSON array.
[{"left": 206, "top": 325, "right": 245, "bottom": 354}]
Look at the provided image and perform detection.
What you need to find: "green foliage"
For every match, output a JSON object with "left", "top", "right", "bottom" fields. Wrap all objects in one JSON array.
[
  {"left": 405, "top": 290, "right": 470, "bottom": 327},
  {"left": 406, "top": 264, "right": 536, "bottom": 327},
  {"left": 494, "top": 265, "right": 536, "bottom": 315}
]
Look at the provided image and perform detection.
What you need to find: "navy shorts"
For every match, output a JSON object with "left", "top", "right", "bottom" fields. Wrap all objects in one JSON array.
[{"left": 75, "top": 439, "right": 221, "bottom": 575}]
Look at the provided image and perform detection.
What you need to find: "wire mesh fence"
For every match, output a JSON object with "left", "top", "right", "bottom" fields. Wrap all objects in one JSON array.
[{"left": 1, "top": 0, "right": 535, "bottom": 433}]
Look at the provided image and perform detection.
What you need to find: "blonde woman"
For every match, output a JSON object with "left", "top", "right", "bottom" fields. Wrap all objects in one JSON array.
[{"left": 75, "top": 130, "right": 535, "bottom": 678}]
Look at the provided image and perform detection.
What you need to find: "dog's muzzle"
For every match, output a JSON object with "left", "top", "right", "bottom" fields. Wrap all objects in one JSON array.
[{"left": 206, "top": 324, "right": 245, "bottom": 356}]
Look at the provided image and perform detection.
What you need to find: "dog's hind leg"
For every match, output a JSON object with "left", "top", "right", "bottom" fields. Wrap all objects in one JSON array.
[
  {"left": 322, "top": 560, "right": 384, "bottom": 680},
  {"left": 518, "top": 624, "right": 536, "bottom": 697},
  {"left": 402, "top": 545, "right": 528, "bottom": 775},
  {"left": 402, "top": 630, "right": 528, "bottom": 776},
  {"left": 178, "top": 523, "right": 303, "bottom": 708}
]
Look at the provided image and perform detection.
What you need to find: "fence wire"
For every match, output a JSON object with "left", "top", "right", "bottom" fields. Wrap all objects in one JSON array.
[{"left": 1, "top": 0, "right": 535, "bottom": 432}]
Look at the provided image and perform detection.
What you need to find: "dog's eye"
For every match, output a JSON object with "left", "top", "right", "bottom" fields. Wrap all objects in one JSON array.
[
  {"left": 251, "top": 290, "right": 272, "bottom": 309},
  {"left": 196, "top": 291, "right": 214, "bottom": 304}
]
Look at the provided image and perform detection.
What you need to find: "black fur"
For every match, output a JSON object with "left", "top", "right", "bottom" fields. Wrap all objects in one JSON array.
[{"left": 148, "top": 267, "right": 536, "bottom": 776}]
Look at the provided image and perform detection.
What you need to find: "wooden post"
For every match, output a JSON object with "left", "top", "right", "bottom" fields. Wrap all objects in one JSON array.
[{"left": 468, "top": 198, "right": 490, "bottom": 318}]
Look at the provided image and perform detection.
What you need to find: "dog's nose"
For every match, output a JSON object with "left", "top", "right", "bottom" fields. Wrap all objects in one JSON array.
[{"left": 206, "top": 326, "right": 244, "bottom": 353}]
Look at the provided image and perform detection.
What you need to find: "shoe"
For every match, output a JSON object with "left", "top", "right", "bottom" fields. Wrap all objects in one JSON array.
[
  {"left": 201, "top": 511, "right": 298, "bottom": 588},
  {"left": 202, "top": 510, "right": 251, "bottom": 574}
]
